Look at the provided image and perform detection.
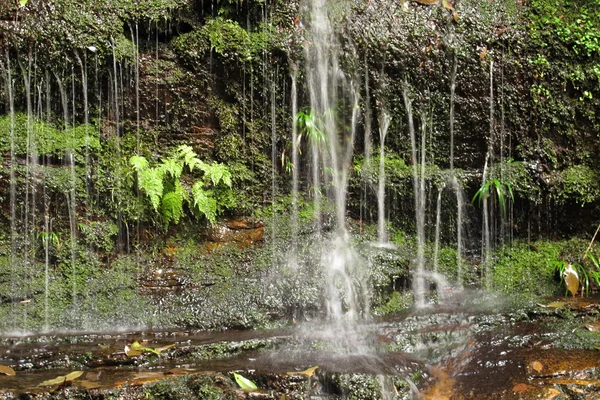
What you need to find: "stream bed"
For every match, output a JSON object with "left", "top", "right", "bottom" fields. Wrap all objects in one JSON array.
[{"left": 1, "top": 293, "right": 600, "bottom": 399}]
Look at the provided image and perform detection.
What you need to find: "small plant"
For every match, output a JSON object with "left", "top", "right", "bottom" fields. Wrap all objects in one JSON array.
[
  {"left": 585, "top": 253, "right": 600, "bottom": 288},
  {"left": 553, "top": 260, "right": 589, "bottom": 297},
  {"left": 296, "top": 109, "right": 326, "bottom": 145},
  {"left": 130, "top": 145, "right": 234, "bottom": 228},
  {"left": 472, "top": 178, "right": 514, "bottom": 216}
]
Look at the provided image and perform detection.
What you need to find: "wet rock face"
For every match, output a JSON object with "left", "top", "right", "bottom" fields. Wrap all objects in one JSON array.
[{"left": 206, "top": 217, "right": 265, "bottom": 248}]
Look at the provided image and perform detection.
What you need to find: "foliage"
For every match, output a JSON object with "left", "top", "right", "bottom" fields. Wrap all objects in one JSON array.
[
  {"left": 372, "top": 290, "right": 412, "bottom": 316},
  {"left": 552, "top": 165, "right": 600, "bottom": 206},
  {"left": 77, "top": 220, "right": 119, "bottom": 253},
  {"left": 232, "top": 372, "right": 257, "bottom": 390},
  {"left": 586, "top": 253, "right": 600, "bottom": 288},
  {"left": 490, "top": 241, "right": 562, "bottom": 295},
  {"left": 553, "top": 260, "right": 589, "bottom": 296},
  {"left": 203, "top": 17, "right": 271, "bottom": 67},
  {"left": 296, "top": 109, "right": 326, "bottom": 146},
  {"left": 472, "top": 178, "right": 514, "bottom": 216},
  {"left": 130, "top": 145, "right": 234, "bottom": 227},
  {"left": 0, "top": 114, "right": 99, "bottom": 162}
]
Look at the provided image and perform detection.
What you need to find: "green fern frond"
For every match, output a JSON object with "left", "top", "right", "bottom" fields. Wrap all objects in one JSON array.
[
  {"left": 192, "top": 182, "right": 217, "bottom": 224},
  {"left": 177, "top": 145, "right": 198, "bottom": 168},
  {"left": 161, "top": 191, "right": 184, "bottom": 226},
  {"left": 174, "top": 179, "right": 189, "bottom": 202},
  {"left": 139, "top": 168, "right": 164, "bottom": 211},
  {"left": 161, "top": 157, "right": 183, "bottom": 179},
  {"left": 202, "top": 162, "right": 233, "bottom": 187},
  {"left": 130, "top": 155, "right": 149, "bottom": 172}
]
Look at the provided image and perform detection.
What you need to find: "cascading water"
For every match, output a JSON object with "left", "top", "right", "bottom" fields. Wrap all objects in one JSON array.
[{"left": 304, "top": 0, "right": 366, "bottom": 320}]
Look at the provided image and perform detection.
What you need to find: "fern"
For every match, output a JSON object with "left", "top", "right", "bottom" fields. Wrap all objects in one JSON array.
[
  {"left": 161, "top": 191, "right": 184, "bottom": 226},
  {"left": 129, "top": 155, "right": 149, "bottom": 172},
  {"left": 177, "top": 145, "right": 198, "bottom": 168},
  {"left": 161, "top": 157, "right": 183, "bottom": 179},
  {"left": 192, "top": 181, "right": 217, "bottom": 224},
  {"left": 130, "top": 146, "right": 233, "bottom": 228},
  {"left": 139, "top": 168, "right": 164, "bottom": 211},
  {"left": 201, "top": 162, "right": 233, "bottom": 187}
]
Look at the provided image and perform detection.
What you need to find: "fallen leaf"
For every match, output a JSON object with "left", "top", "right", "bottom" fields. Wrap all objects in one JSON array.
[
  {"left": 530, "top": 361, "right": 543, "bottom": 372},
  {"left": 537, "top": 301, "right": 567, "bottom": 309},
  {"left": 152, "top": 343, "right": 176, "bottom": 354},
  {"left": 79, "top": 380, "right": 100, "bottom": 389},
  {"left": 585, "top": 323, "right": 600, "bottom": 332},
  {"left": 0, "top": 365, "right": 16, "bottom": 376},
  {"left": 38, "top": 371, "right": 84, "bottom": 387},
  {"left": 512, "top": 383, "right": 529, "bottom": 393},
  {"left": 287, "top": 366, "right": 318, "bottom": 377},
  {"left": 124, "top": 345, "right": 142, "bottom": 357},
  {"left": 129, "top": 341, "right": 173, "bottom": 355},
  {"left": 594, "top": 346, "right": 600, "bottom": 351},
  {"left": 233, "top": 372, "right": 258, "bottom": 390}
]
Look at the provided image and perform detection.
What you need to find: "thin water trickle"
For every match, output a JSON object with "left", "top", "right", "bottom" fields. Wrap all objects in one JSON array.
[
  {"left": 403, "top": 82, "right": 426, "bottom": 308},
  {"left": 290, "top": 69, "right": 299, "bottom": 266},
  {"left": 481, "top": 59, "right": 495, "bottom": 288},
  {"left": 5, "top": 53, "right": 18, "bottom": 328},
  {"left": 377, "top": 111, "right": 391, "bottom": 244},
  {"left": 433, "top": 187, "right": 443, "bottom": 273}
]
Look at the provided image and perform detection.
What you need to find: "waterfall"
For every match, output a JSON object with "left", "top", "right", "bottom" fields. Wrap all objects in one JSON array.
[{"left": 304, "top": 0, "right": 365, "bottom": 319}]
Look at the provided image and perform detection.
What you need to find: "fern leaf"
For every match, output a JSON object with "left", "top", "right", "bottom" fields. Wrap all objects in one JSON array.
[
  {"left": 130, "top": 155, "right": 149, "bottom": 172},
  {"left": 174, "top": 179, "right": 189, "bottom": 202},
  {"left": 161, "top": 157, "right": 183, "bottom": 179},
  {"left": 192, "top": 182, "right": 217, "bottom": 224},
  {"left": 177, "top": 145, "right": 197, "bottom": 169},
  {"left": 139, "top": 168, "right": 164, "bottom": 211},
  {"left": 161, "top": 191, "right": 184, "bottom": 226},
  {"left": 203, "top": 162, "right": 233, "bottom": 187}
]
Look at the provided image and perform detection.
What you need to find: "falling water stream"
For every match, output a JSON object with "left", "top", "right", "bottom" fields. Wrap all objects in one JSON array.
[{"left": 377, "top": 111, "right": 391, "bottom": 244}]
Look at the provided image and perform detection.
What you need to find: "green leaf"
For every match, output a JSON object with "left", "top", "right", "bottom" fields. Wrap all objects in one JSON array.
[
  {"left": 139, "top": 168, "right": 164, "bottom": 211},
  {"left": 130, "top": 155, "right": 149, "bottom": 172},
  {"left": 233, "top": 372, "right": 257, "bottom": 390},
  {"left": 19, "top": 0, "right": 27, "bottom": 7},
  {"left": 161, "top": 157, "right": 184, "bottom": 179},
  {"left": 162, "top": 191, "right": 184, "bottom": 226},
  {"left": 192, "top": 182, "right": 217, "bottom": 224}
]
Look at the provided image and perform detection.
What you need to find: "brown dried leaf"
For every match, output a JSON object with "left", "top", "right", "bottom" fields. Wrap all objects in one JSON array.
[
  {"left": 287, "top": 366, "right": 319, "bottom": 377},
  {"left": 585, "top": 323, "right": 600, "bottom": 332},
  {"left": 563, "top": 264, "right": 579, "bottom": 296},
  {"left": 0, "top": 365, "right": 15, "bottom": 376},
  {"left": 531, "top": 361, "right": 543, "bottom": 372},
  {"left": 512, "top": 383, "right": 529, "bottom": 393}
]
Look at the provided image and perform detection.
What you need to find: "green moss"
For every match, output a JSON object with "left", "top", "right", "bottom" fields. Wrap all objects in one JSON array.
[
  {"left": 372, "top": 290, "right": 413, "bottom": 316},
  {"left": 553, "top": 165, "right": 600, "bottom": 206},
  {"left": 333, "top": 374, "right": 388, "bottom": 400},
  {"left": 490, "top": 241, "right": 563, "bottom": 296},
  {"left": 144, "top": 375, "right": 233, "bottom": 400}
]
